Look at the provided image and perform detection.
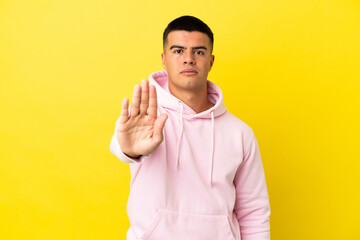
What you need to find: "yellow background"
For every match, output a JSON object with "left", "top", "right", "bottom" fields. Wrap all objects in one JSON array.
[{"left": 1, "top": 0, "right": 359, "bottom": 239}]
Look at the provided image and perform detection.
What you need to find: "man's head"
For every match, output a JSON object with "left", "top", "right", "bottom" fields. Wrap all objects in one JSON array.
[
  {"left": 161, "top": 16, "right": 215, "bottom": 99},
  {"left": 163, "top": 16, "right": 214, "bottom": 53}
]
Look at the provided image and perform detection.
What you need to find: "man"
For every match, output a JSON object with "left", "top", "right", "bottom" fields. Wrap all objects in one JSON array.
[{"left": 110, "top": 16, "right": 270, "bottom": 240}]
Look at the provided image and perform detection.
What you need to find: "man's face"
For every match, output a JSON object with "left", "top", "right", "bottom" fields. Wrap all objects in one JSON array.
[{"left": 161, "top": 30, "right": 214, "bottom": 95}]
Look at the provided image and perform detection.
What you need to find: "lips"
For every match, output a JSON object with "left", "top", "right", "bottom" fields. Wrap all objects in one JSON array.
[{"left": 181, "top": 69, "right": 198, "bottom": 75}]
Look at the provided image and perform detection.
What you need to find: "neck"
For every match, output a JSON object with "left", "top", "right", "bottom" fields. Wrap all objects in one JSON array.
[{"left": 168, "top": 83, "right": 214, "bottom": 113}]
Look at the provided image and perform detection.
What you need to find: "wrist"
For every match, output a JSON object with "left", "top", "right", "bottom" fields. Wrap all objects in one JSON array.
[{"left": 124, "top": 152, "right": 141, "bottom": 159}]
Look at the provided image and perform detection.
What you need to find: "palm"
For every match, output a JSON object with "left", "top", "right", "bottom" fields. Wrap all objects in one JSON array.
[{"left": 116, "top": 79, "right": 167, "bottom": 158}]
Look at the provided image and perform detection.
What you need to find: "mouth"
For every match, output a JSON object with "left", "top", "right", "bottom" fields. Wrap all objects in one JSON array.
[{"left": 180, "top": 69, "right": 198, "bottom": 76}]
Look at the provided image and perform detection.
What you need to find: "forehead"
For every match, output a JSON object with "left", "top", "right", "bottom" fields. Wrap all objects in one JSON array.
[{"left": 165, "top": 30, "right": 211, "bottom": 48}]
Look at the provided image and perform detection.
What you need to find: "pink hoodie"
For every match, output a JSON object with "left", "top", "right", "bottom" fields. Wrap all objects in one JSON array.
[{"left": 110, "top": 70, "right": 270, "bottom": 240}]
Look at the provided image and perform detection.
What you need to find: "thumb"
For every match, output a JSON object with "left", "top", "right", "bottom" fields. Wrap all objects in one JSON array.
[{"left": 153, "top": 113, "right": 168, "bottom": 143}]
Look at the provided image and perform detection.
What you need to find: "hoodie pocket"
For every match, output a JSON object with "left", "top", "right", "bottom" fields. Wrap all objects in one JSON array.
[{"left": 140, "top": 209, "right": 236, "bottom": 240}]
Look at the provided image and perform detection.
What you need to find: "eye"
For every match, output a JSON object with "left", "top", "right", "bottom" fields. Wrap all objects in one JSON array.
[
  {"left": 174, "top": 49, "right": 183, "bottom": 54},
  {"left": 194, "top": 50, "right": 204, "bottom": 55}
]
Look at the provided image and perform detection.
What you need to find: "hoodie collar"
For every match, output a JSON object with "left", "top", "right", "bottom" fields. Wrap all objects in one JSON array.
[{"left": 149, "top": 70, "right": 226, "bottom": 119}]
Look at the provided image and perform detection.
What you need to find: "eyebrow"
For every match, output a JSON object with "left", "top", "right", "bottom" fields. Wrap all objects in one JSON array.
[{"left": 169, "top": 45, "right": 208, "bottom": 51}]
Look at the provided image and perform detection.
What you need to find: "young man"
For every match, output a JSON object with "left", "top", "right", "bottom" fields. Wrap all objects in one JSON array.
[{"left": 110, "top": 16, "right": 270, "bottom": 240}]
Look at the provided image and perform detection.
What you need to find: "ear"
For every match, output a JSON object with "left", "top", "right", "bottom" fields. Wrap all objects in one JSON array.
[
  {"left": 209, "top": 55, "right": 215, "bottom": 71},
  {"left": 161, "top": 53, "right": 167, "bottom": 70}
]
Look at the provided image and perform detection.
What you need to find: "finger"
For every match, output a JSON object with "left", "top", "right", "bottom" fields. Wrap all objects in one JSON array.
[
  {"left": 153, "top": 113, "right": 168, "bottom": 143},
  {"left": 119, "top": 97, "right": 129, "bottom": 123},
  {"left": 148, "top": 85, "right": 158, "bottom": 118},
  {"left": 130, "top": 84, "right": 141, "bottom": 117},
  {"left": 140, "top": 79, "right": 149, "bottom": 115}
]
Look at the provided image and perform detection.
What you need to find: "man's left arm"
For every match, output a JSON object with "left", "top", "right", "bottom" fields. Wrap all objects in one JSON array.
[{"left": 233, "top": 129, "right": 271, "bottom": 240}]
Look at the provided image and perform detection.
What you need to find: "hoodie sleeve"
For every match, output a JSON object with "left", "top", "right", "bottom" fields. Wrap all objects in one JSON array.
[
  {"left": 109, "top": 117, "right": 144, "bottom": 164},
  {"left": 233, "top": 129, "right": 271, "bottom": 240}
]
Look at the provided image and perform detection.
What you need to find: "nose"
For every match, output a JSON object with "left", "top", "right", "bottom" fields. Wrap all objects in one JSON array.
[{"left": 183, "top": 50, "right": 195, "bottom": 65}]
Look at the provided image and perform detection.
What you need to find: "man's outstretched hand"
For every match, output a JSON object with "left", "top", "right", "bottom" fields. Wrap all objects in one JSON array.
[{"left": 116, "top": 79, "right": 168, "bottom": 159}]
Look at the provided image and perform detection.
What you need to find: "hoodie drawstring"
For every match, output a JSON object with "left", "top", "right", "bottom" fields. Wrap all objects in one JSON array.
[
  {"left": 175, "top": 102, "right": 215, "bottom": 187},
  {"left": 210, "top": 110, "right": 215, "bottom": 187},
  {"left": 176, "top": 102, "right": 184, "bottom": 169}
]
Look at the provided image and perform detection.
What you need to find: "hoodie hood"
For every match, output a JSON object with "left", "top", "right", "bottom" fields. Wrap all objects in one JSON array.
[{"left": 149, "top": 70, "right": 227, "bottom": 119}]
